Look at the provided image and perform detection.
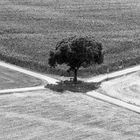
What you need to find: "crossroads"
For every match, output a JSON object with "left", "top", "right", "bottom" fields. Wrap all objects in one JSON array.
[{"left": 0, "top": 61, "right": 139, "bottom": 139}]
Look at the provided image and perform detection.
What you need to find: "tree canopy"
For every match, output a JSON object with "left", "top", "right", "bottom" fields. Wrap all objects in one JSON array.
[{"left": 48, "top": 36, "right": 104, "bottom": 82}]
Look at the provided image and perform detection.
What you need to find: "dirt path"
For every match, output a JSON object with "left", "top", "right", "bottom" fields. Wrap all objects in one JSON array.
[
  {"left": 0, "top": 61, "right": 59, "bottom": 85},
  {"left": 0, "top": 60, "right": 140, "bottom": 114},
  {"left": 0, "top": 61, "right": 58, "bottom": 94}
]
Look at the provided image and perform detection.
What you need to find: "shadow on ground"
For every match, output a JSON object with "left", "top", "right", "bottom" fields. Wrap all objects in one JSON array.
[{"left": 45, "top": 80, "right": 101, "bottom": 93}]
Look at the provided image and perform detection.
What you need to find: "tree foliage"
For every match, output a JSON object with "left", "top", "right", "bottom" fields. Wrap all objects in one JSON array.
[{"left": 48, "top": 36, "right": 104, "bottom": 82}]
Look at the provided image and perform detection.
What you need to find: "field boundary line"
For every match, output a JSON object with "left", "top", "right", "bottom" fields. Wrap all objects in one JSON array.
[
  {"left": 0, "top": 86, "right": 45, "bottom": 95},
  {"left": 0, "top": 61, "right": 59, "bottom": 85},
  {"left": 86, "top": 64, "right": 140, "bottom": 82},
  {"left": 87, "top": 91, "right": 140, "bottom": 114}
]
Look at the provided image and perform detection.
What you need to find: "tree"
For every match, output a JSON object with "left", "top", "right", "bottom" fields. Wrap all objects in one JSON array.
[{"left": 48, "top": 36, "right": 104, "bottom": 83}]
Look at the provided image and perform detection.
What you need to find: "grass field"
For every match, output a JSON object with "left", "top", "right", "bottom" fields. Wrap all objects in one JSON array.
[
  {"left": 0, "top": 65, "right": 42, "bottom": 89},
  {"left": 0, "top": 0, "right": 140, "bottom": 76},
  {"left": 0, "top": 90, "right": 140, "bottom": 140}
]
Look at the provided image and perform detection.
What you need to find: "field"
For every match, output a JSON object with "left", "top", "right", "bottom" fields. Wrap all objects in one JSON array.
[
  {"left": 0, "top": 62, "right": 140, "bottom": 139},
  {"left": 99, "top": 71, "right": 140, "bottom": 107},
  {"left": 0, "top": 0, "right": 140, "bottom": 76},
  {"left": 0, "top": 65, "right": 42, "bottom": 90},
  {"left": 0, "top": 90, "right": 140, "bottom": 140}
]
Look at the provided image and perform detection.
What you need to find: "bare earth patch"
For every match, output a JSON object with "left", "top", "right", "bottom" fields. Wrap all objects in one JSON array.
[{"left": 98, "top": 71, "right": 140, "bottom": 106}]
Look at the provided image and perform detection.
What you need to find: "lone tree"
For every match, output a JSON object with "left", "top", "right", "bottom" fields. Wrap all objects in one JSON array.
[{"left": 48, "top": 36, "right": 104, "bottom": 83}]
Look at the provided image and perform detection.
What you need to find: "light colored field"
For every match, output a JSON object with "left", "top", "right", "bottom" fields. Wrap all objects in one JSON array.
[
  {"left": 0, "top": 65, "right": 42, "bottom": 89},
  {"left": 0, "top": 90, "right": 140, "bottom": 140},
  {"left": 100, "top": 71, "right": 140, "bottom": 106}
]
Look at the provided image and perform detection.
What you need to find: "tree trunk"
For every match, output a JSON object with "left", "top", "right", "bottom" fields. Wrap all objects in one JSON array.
[{"left": 73, "top": 69, "right": 78, "bottom": 83}]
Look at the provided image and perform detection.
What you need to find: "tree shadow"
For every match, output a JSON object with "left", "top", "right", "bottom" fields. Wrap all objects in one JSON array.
[{"left": 45, "top": 80, "right": 101, "bottom": 93}]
